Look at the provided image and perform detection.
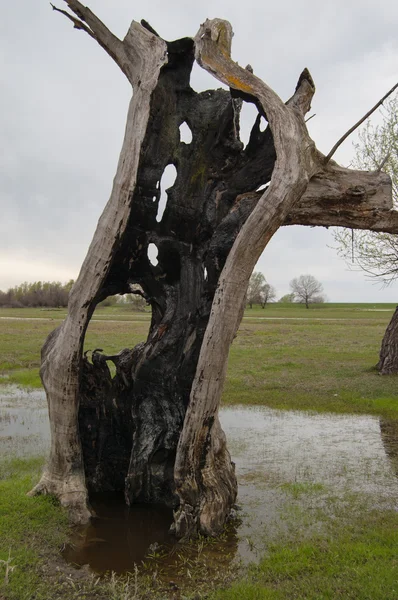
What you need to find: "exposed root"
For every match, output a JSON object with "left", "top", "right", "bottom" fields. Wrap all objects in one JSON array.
[{"left": 28, "top": 472, "right": 92, "bottom": 525}]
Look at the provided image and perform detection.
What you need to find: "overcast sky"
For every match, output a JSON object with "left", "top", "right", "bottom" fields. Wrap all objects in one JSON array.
[{"left": 1, "top": 1, "right": 397, "bottom": 301}]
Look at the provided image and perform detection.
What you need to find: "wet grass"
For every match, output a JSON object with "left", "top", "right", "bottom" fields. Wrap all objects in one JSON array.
[
  {"left": 0, "top": 457, "right": 69, "bottom": 600},
  {"left": 1, "top": 304, "right": 398, "bottom": 597},
  {"left": 0, "top": 457, "right": 237, "bottom": 599},
  {"left": 1, "top": 456, "right": 397, "bottom": 599},
  {"left": 211, "top": 509, "right": 398, "bottom": 600},
  {"left": 225, "top": 313, "right": 398, "bottom": 419},
  {"left": 1, "top": 303, "right": 398, "bottom": 419}
]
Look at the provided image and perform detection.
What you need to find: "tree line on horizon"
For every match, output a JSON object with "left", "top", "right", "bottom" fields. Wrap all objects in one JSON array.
[
  {"left": 0, "top": 274, "right": 325, "bottom": 310},
  {"left": 0, "top": 274, "right": 325, "bottom": 309},
  {"left": 0, "top": 280, "right": 148, "bottom": 310},
  {"left": 0, "top": 280, "right": 75, "bottom": 308}
]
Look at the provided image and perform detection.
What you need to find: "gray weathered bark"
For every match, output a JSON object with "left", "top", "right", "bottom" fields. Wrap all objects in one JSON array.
[
  {"left": 31, "top": 2, "right": 398, "bottom": 534},
  {"left": 29, "top": 3, "right": 168, "bottom": 522},
  {"left": 378, "top": 307, "right": 398, "bottom": 374}
]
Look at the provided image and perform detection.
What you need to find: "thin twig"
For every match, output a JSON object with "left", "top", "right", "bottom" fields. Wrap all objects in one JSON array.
[
  {"left": 50, "top": 3, "right": 95, "bottom": 39},
  {"left": 325, "top": 82, "right": 398, "bottom": 163},
  {"left": 50, "top": 1, "right": 133, "bottom": 83},
  {"left": 305, "top": 113, "right": 316, "bottom": 123}
]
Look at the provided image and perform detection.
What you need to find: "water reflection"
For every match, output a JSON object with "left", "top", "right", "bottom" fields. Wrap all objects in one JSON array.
[
  {"left": 64, "top": 493, "right": 175, "bottom": 573},
  {"left": 63, "top": 492, "right": 240, "bottom": 575},
  {"left": 0, "top": 387, "right": 49, "bottom": 457},
  {"left": 221, "top": 407, "right": 398, "bottom": 497},
  {"left": 380, "top": 418, "right": 398, "bottom": 480},
  {"left": 1, "top": 387, "right": 398, "bottom": 575}
]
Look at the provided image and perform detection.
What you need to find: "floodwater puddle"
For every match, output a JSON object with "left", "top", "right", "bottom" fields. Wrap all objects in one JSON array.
[
  {"left": 63, "top": 494, "right": 175, "bottom": 573},
  {"left": 63, "top": 492, "right": 239, "bottom": 576},
  {"left": 1, "top": 386, "right": 398, "bottom": 576},
  {"left": 0, "top": 386, "right": 49, "bottom": 456}
]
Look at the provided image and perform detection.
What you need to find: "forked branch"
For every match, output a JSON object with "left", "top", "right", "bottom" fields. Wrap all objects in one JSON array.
[{"left": 52, "top": 1, "right": 141, "bottom": 84}]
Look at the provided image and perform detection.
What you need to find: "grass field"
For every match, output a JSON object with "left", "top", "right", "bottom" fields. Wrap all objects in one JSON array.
[
  {"left": 1, "top": 303, "right": 398, "bottom": 599},
  {"left": 1, "top": 303, "right": 397, "bottom": 418}
]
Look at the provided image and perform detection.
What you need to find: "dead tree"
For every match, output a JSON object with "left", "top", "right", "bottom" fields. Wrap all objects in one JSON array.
[{"left": 30, "top": 1, "right": 398, "bottom": 535}]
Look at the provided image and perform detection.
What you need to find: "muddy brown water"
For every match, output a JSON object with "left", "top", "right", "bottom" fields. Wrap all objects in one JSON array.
[{"left": 1, "top": 385, "right": 398, "bottom": 575}]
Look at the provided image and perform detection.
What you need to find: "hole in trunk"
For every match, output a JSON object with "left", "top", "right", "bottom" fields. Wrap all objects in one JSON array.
[
  {"left": 239, "top": 102, "right": 260, "bottom": 149},
  {"left": 190, "top": 60, "right": 228, "bottom": 92},
  {"left": 156, "top": 164, "right": 177, "bottom": 223},
  {"left": 179, "top": 121, "right": 193, "bottom": 144},
  {"left": 256, "top": 184, "right": 268, "bottom": 192},
  {"left": 259, "top": 116, "right": 267, "bottom": 132},
  {"left": 148, "top": 243, "right": 158, "bottom": 266},
  {"left": 204, "top": 266, "right": 208, "bottom": 281}
]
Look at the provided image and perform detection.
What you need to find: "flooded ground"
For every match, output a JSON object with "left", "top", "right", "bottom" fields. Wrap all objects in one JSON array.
[
  {"left": 1, "top": 386, "right": 398, "bottom": 576},
  {"left": 0, "top": 386, "right": 49, "bottom": 456}
]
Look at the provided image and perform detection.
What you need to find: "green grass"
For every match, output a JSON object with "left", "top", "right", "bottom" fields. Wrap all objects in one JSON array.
[
  {"left": 0, "top": 312, "right": 150, "bottom": 388},
  {"left": 211, "top": 510, "right": 398, "bottom": 599},
  {"left": 0, "top": 457, "right": 69, "bottom": 600},
  {"left": 224, "top": 314, "right": 398, "bottom": 418},
  {"left": 2, "top": 460, "right": 397, "bottom": 599},
  {"left": 1, "top": 304, "right": 398, "bottom": 419},
  {"left": 1, "top": 303, "right": 398, "bottom": 598}
]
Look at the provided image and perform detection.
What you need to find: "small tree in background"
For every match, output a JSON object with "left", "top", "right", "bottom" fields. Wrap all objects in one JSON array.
[
  {"left": 334, "top": 92, "right": 398, "bottom": 283},
  {"left": 333, "top": 92, "right": 398, "bottom": 374},
  {"left": 290, "top": 274, "right": 325, "bottom": 308},
  {"left": 247, "top": 272, "right": 276, "bottom": 308},
  {"left": 278, "top": 293, "right": 295, "bottom": 303},
  {"left": 260, "top": 282, "right": 277, "bottom": 308}
]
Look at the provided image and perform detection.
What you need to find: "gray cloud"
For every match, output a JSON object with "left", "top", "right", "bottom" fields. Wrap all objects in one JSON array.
[{"left": 1, "top": 0, "right": 397, "bottom": 300}]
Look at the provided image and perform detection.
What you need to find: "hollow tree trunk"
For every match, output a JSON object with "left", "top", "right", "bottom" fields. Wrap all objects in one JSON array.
[
  {"left": 31, "top": 0, "right": 396, "bottom": 534},
  {"left": 378, "top": 307, "right": 398, "bottom": 374}
]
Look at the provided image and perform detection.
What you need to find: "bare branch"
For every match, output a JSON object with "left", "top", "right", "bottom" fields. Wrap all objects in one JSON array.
[
  {"left": 284, "top": 165, "right": 398, "bottom": 233},
  {"left": 325, "top": 82, "right": 398, "bottom": 163},
  {"left": 238, "top": 163, "right": 397, "bottom": 233},
  {"left": 50, "top": 4, "right": 94, "bottom": 38},
  {"left": 305, "top": 113, "right": 316, "bottom": 123},
  {"left": 52, "top": 1, "right": 134, "bottom": 83}
]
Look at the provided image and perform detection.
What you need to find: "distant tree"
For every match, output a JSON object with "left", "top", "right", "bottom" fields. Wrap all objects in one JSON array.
[
  {"left": 260, "top": 282, "right": 277, "bottom": 308},
  {"left": 247, "top": 272, "right": 276, "bottom": 308},
  {"left": 97, "top": 294, "right": 119, "bottom": 308},
  {"left": 0, "top": 281, "right": 73, "bottom": 308},
  {"left": 278, "top": 293, "right": 295, "bottom": 303},
  {"left": 290, "top": 274, "right": 325, "bottom": 308}
]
